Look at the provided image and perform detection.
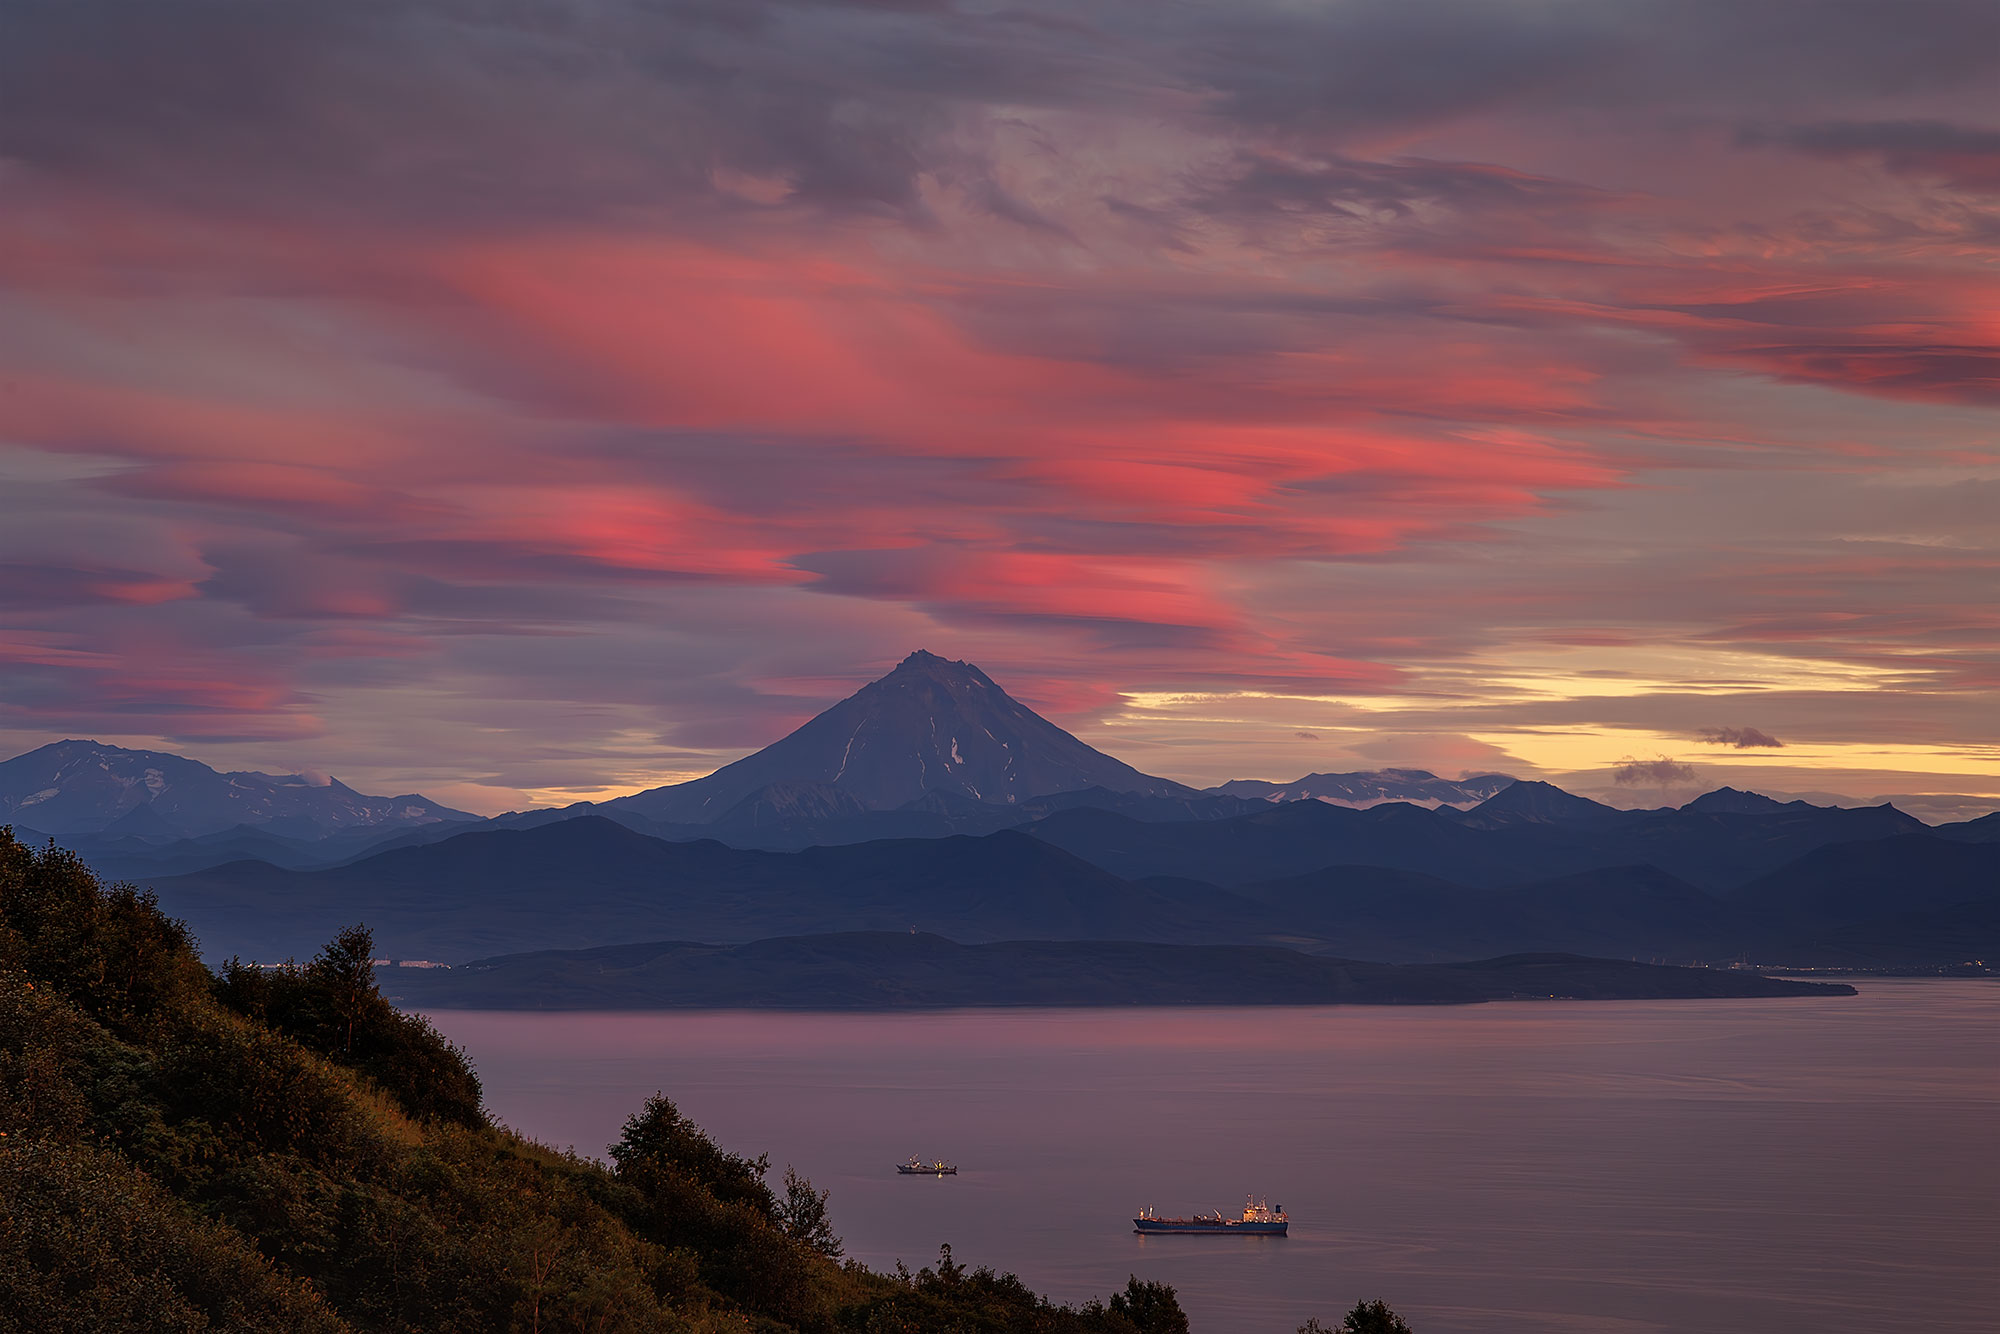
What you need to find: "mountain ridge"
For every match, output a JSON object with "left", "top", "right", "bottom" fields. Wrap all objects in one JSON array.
[
  {"left": 0, "top": 739, "right": 474, "bottom": 841},
  {"left": 144, "top": 803, "right": 2000, "bottom": 972},
  {"left": 1212, "top": 768, "right": 1515, "bottom": 809}
]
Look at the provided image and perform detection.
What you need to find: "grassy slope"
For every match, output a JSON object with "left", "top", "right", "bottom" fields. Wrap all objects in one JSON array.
[{"left": 0, "top": 828, "right": 1185, "bottom": 1334}]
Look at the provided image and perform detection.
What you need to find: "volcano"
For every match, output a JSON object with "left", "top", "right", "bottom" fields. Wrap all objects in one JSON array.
[{"left": 608, "top": 651, "right": 1185, "bottom": 823}]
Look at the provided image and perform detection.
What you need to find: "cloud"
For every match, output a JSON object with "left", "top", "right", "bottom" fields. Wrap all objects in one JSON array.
[
  {"left": 0, "top": 0, "right": 1996, "bottom": 808},
  {"left": 1612, "top": 756, "right": 1699, "bottom": 787},
  {"left": 1747, "top": 119, "right": 2000, "bottom": 192},
  {"left": 1698, "top": 726, "right": 1783, "bottom": 748}
]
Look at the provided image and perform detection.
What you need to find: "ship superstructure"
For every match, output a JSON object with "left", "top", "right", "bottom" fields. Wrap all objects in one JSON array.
[
  {"left": 1133, "top": 1198, "right": 1287, "bottom": 1235},
  {"left": 896, "top": 1156, "right": 957, "bottom": 1175}
]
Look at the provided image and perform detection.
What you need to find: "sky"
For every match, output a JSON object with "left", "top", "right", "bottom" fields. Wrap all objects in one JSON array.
[{"left": 2, "top": 0, "right": 1998, "bottom": 818}]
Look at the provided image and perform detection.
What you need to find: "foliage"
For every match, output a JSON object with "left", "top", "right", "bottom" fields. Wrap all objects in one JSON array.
[
  {"left": 0, "top": 834, "right": 210, "bottom": 1037},
  {"left": 839, "top": 1245, "right": 1174, "bottom": 1333},
  {"left": 0, "top": 1138, "right": 343, "bottom": 1334},
  {"left": 0, "top": 825, "right": 1189, "bottom": 1333},
  {"left": 777, "top": 1165, "right": 845, "bottom": 1259},
  {"left": 1298, "top": 1300, "right": 1416, "bottom": 1334},
  {"left": 1109, "top": 1277, "right": 1189, "bottom": 1334},
  {"left": 214, "top": 927, "right": 484, "bottom": 1128},
  {"left": 611, "top": 1092, "right": 776, "bottom": 1218}
]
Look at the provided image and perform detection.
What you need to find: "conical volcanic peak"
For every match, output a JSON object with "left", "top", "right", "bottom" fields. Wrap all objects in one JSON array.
[
  {"left": 610, "top": 652, "right": 1186, "bottom": 823},
  {"left": 892, "top": 649, "right": 970, "bottom": 673}
]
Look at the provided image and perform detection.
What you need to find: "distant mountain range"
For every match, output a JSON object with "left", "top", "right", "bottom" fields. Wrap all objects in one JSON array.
[
  {"left": 1215, "top": 768, "right": 1513, "bottom": 809},
  {"left": 148, "top": 794, "right": 2000, "bottom": 971},
  {"left": 12, "top": 649, "right": 1998, "bottom": 983},
  {"left": 5, "top": 652, "right": 1535, "bottom": 870},
  {"left": 0, "top": 740, "right": 473, "bottom": 842},
  {"left": 1028, "top": 787, "right": 1930, "bottom": 891}
]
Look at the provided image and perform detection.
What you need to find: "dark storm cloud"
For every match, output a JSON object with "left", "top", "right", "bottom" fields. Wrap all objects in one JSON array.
[{"left": 1698, "top": 726, "right": 1783, "bottom": 749}]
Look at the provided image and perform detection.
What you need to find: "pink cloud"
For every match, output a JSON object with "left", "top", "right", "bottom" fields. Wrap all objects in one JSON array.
[{"left": 0, "top": 0, "right": 1996, "bottom": 794}]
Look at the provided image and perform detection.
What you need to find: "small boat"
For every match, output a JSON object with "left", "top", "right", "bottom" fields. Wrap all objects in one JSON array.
[
  {"left": 1134, "top": 1198, "right": 1287, "bottom": 1235},
  {"left": 897, "top": 1156, "right": 957, "bottom": 1175}
]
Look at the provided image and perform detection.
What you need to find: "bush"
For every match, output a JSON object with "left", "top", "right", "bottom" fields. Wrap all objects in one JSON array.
[
  {"left": 0, "top": 834, "right": 210, "bottom": 1036},
  {"left": 610, "top": 1092, "right": 777, "bottom": 1219},
  {"left": 0, "top": 1138, "right": 345, "bottom": 1333},
  {"left": 777, "top": 1166, "right": 845, "bottom": 1259},
  {"left": 0, "top": 827, "right": 1213, "bottom": 1334},
  {"left": 216, "top": 927, "right": 484, "bottom": 1128},
  {"left": 1299, "top": 1300, "right": 1415, "bottom": 1334},
  {"left": 1110, "top": 1277, "right": 1189, "bottom": 1334}
]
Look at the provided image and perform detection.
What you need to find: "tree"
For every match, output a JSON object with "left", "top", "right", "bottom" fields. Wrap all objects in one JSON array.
[
  {"left": 306, "top": 923, "right": 377, "bottom": 1054},
  {"left": 775, "top": 1165, "right": 843, "bottom": 1258},
  {"left": 1304, "top": 1299, "right": 1413, "bottom": 1334},
  {"left": 1110, "top": 1276, "right": 1190, "bottom": 1334},
  {"left": 608, "top": 1092, "right": 775, "bottom": 1216}
]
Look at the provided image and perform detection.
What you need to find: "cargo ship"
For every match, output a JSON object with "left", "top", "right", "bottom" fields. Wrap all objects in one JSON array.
[
  {"left": 897, "top": 1156, "right": 957, "bottom": 1175},
  {"left": 1134, "top": 1199, "right": 1287, "bottom": 1235}
]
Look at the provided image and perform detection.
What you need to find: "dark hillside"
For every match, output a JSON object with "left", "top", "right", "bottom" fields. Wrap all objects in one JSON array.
[
  {"left": 0, "top": 827, "right": 1189, "bottom": 1334},
  {"left": 1234, "top": 864, "right": 1745, "bottom": 964},
  {"left": 149, "top": 818, "right": 1269, "bottom": 963},
  {"left": 1790, "top": 897, "right": 2000, "bottom": 969},
  {"left": 1731, "top": 836, "right": 2000, "bottom": 930},
  {"left": 1029, "top": 794, "right": 1930, "bottom": 892},
  {"left": 1932, "top": 811, "right": 2000, "bottom": 844},
  {"left": 1027, "top": 800, "right": 1553, "bottom": 888}
]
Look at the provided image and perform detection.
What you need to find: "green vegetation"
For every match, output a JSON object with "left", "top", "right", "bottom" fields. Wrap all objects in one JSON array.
[{"left": 0, "top": 828, "right": 1190, "bottom": 1333}]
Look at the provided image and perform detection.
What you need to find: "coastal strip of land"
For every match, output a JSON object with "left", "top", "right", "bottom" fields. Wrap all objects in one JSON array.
[{"left": 377, "top": 932, "right": 1856, "bottom": 1010}]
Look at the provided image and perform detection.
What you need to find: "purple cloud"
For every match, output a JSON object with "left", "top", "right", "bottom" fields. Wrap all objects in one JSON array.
[{"left": 1698, "top": 726, "right": 1784, "bottom": 749}]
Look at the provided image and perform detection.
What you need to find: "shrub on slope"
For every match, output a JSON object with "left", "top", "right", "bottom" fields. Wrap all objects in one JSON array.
[{"left": 0, "top": 826, "right": 1183, "bottom": 1334}]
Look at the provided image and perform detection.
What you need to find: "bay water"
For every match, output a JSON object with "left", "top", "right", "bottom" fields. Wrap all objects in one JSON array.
[{"left": 427, "top": 981, "right": 1998, "bottom": 1333}]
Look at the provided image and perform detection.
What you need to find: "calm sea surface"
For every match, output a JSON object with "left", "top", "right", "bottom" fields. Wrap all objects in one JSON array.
[{"left": 426, "top": 982, "right": 1999, "bottom": 1334}]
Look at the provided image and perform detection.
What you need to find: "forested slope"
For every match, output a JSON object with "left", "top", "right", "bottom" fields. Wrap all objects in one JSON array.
[{"left": 0, "top": 827, "right": 1188, "bottom": 1334}]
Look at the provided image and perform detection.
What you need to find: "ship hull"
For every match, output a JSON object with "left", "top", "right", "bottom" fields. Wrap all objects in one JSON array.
[
  {"left": 1132, "top": 1220, "right": 1287, "bottom": 1235},
  {"left": 897, "top": 1167, "right": 956, "bottom": 1175}
]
